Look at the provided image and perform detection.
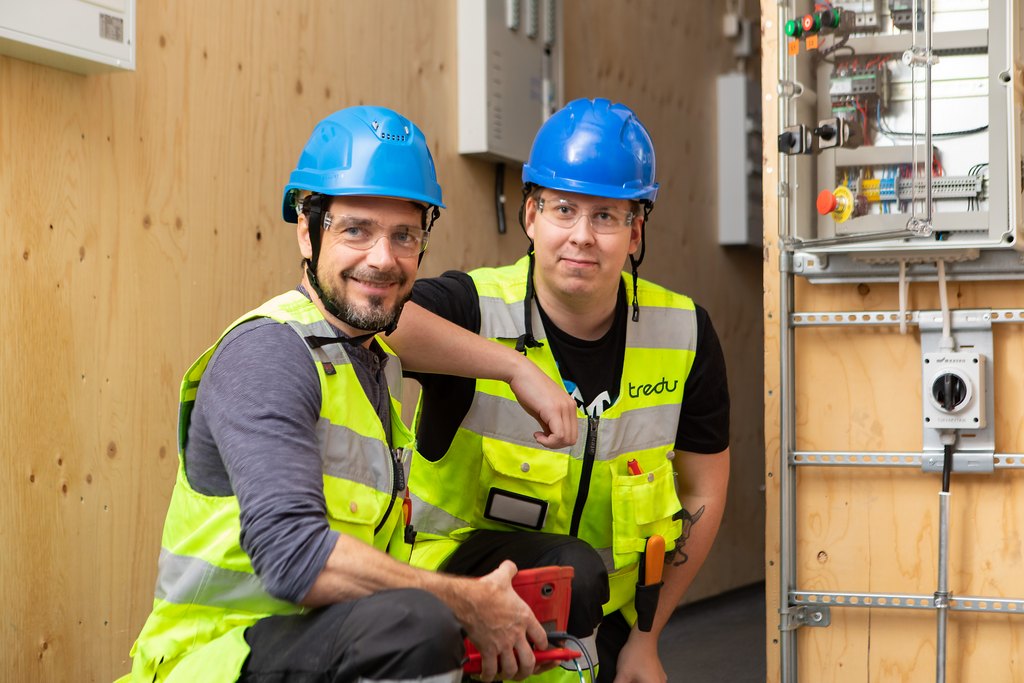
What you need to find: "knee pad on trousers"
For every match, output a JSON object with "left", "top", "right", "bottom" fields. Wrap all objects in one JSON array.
[{"left": 533, "top": 538, "right": 609, "bottom": 636}]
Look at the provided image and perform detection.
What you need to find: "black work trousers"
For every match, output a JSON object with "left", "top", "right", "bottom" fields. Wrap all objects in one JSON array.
[
  {"left": 239, "top": 588, "right": 464, "bottom": 683},
  {"left": 441, "top": 531, "right": 631, "bottom": 683}
]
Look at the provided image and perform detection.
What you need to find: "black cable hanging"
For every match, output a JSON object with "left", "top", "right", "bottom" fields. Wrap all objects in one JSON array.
[{"left": 495, "top": 163, "right": 507, "bottom": 234}]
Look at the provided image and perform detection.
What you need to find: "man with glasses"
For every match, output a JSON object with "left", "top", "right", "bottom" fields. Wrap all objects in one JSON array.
[
  {"left": 124, "top": 106, "right": 578, "bottom": 683},
  {"left": 393, "top": 98, "right": 731, "bottom": 681}
]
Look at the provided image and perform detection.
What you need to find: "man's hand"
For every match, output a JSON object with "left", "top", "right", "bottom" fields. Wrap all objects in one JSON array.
[
  {"left": 613, "top": 630, "right": 666, "bottom": 683},
  {"left": 507, "top": 356, "right": 578, "bottom": 450},
  {"left": 458, "top": 561, "right": 549, "bottom": 681}
]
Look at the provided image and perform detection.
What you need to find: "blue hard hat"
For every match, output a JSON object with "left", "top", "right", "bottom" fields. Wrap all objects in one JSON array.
[
  {"left": 282, "top": 106, "right": 445, "bottom": 223},
  {"left": 523, "top": 98, "right": 658, "bottom": 203}
]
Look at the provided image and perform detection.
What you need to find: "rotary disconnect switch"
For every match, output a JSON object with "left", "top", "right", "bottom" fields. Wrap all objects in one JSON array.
[
  {"left": 932, "top": 372, "right": 968, "bottom": 412},
  {"left": 922, "top": 351, "right": 986, "bottom": 429}
]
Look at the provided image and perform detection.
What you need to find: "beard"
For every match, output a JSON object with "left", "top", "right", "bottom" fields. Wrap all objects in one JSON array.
[{"left": 319, "top": 264, "right": 411, "bottom": 333}]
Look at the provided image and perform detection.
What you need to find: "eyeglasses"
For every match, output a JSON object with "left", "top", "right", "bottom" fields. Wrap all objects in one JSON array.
[
  {"left": 537, "top": 197, "right": 636, "bottom": 233},
  {"left": 323, "top": 214, "right": 428, "bottom": 257}
]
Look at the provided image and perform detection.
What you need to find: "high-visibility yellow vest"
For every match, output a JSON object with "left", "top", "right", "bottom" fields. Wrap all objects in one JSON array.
[
  {"left": 409, "top": 257, "right": 698, "bottom": 622},
  {"left": 128, "top": 290, "right": 414, "bottom": 682}
]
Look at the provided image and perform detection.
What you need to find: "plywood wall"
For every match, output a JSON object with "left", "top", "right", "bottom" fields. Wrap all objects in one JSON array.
[
  {"left": 761, "top": 2, "right": 1024, "bottom": 680},
  {"left": 0, "top": 2, "right": 765, "bottom": 680}
]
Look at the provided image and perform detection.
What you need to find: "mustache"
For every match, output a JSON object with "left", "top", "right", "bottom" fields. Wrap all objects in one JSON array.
[{"left": 341, "top": 267, "right": 407, "bottom": 286}]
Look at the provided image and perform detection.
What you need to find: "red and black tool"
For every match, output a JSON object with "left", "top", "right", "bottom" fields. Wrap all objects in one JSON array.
[{"left": 463, "top": 566, "right": 581, "bottom": 675}]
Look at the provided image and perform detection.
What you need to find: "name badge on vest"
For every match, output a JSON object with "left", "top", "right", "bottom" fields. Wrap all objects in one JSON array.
[{"left": 484, "top": 488, "right": 548, "bottom": 530}]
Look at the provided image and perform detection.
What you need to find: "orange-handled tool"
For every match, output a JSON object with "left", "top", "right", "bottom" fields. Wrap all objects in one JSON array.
[
  {"left": 634, "top": 535, "right": 666, "bottom": 633},
  {"left": 644, "top": 535, "right": 665, "bottom": 585}
]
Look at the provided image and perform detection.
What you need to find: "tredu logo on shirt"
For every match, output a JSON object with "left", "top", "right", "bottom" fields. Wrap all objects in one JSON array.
[{"left": 563, "top": 377, "right": 613, "bottom": 418}]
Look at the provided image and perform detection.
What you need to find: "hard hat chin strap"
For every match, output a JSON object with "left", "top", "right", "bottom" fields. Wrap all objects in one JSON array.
[
  {"left": 302, "top": 193, "right": 350, "bottom": 324},
  {"left": 516, "top": 247, "right": 545, "bottom": 355},
  {"left": 514, "top": 185, "right": 544, "bottom": 354},
  {"left": 628, "top": 202, "right": 654, "bottom": 322},
  {"left": 418, "top": 205, "right": 440, "bottom": 267}
]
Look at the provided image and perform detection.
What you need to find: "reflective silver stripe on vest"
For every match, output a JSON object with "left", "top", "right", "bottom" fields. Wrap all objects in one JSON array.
[
  {"left": 626, "top": 305, "right": 697, "bottom": 350},
  {"left": 383, "top": 354, "right": 402, "bottom": 402},
  {"left": 283, "top": 318, "right": 355, "bottom": 368},
  {"left": 279, "top": 318, "right": 395, "bottom": 494},
  {"left": 596, "top": 403, "right": 681, "bottom": 458},
  {"left": 155, "top": 548, "right": 299, "bottom": 614},
  {"left": 477, "top": 291, "right": 698, "bottom": 353},
  {"left": 282, "top": 317, "right": 404, "bottom": 399},
  {"left": 462, "top": 391, "right": 579, "bottom": 451},
  {"left": 410, "top": 491, "right": 471, "bottom": 537},
  {"left": 317, "top": 418, "right": 394, "bottom": 494},
  {"left": 463, "top": 393, "right": 679, "bottom": 461},
  {"left": 478, "top": 295, "right": 547, "bottom": 342}
]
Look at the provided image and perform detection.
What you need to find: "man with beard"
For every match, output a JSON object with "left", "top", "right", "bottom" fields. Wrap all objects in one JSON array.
[{"left": 124, "top": 106, "right": 577, "bottom": 683}]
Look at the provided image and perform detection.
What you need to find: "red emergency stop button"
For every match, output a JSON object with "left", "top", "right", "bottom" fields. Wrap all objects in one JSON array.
[
  {"left": 817, "top": 186, "right": 855, "bottom": 223},
  {"left": 817, "top": 189, "right": 838, "bottom": 215}
]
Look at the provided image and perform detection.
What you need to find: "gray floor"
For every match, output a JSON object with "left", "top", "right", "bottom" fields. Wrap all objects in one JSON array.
[{"left": 659, "top": 583, "right": 766, "bottom": 682}]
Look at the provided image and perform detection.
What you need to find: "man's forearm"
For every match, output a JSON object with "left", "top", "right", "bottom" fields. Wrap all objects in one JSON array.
[
  {"left": 301, "top": 533, "right": 549, "bottom": 681},
  {"left": 302, "top": 533, "right": 468, "bottom": 612},
  {"left": 646, "top": 494, "right": 726, "bottom": 638},
  {"left": 631, "top": 449, "right": 730, "bottom": 640},
  {"left": 385, "top": 302, "right": 578, "bottom": 450},
  {"left": 385, "top": 302, "right": 521, "bottom": 381}
]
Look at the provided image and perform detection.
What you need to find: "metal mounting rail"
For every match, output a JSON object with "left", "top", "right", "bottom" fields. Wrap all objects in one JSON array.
[
  {"left": 792, "top": 591, "right": 1024, "bottom": 615},
  {"left": 790, "top": 309, "right": 1024, "bottom": 327},
  {"left": 790, "top": 451, "right": 1024, "bottom": 469}
]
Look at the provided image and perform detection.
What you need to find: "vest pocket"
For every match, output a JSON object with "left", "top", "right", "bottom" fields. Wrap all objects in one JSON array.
[
  {"left": 609, "top": 461, "right": 682, "bottom": 569},
  {"left": 324, "top": 477, "right": 385, "bottom": 546},
  {"left": 479, "top": 437, "right": 569, "bottom": 530}
]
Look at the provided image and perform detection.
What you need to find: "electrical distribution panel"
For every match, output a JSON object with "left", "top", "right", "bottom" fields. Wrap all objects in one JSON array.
[
  {"left": 717, "top": 72, "right": 764, "bottom": 246},
  {"left": 0, "top": 0, "right": 134, "bottom": 74},
  {"left": 457, "top": 0, "right": 563, "bottom": 164},
  {"left": 777, "top": 0, "right": 1023, "bottom": 282}
]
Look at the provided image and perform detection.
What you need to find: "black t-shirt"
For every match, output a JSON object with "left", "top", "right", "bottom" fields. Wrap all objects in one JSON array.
[
  {"left": 537, "top": 285, "right": 627, "bottom": 418},
  {"left": 409, "top": 270, "right": 730, "bottom": 461}
]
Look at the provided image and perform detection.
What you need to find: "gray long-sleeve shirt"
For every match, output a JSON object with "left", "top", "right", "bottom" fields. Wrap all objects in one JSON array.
[{"left": 182, "top": 296, "right": 392, "bottom": 603}]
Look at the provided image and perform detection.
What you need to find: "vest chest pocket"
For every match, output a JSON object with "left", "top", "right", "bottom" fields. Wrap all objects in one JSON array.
[
  {"left": 479, "top": 437, "right": 569, "bottom": 531},
  {"left": 610, "top": 461, "right": 682, "bottom": 570},
  {"left": 324, "top": 477, "right": 386, "bottom": 546}
]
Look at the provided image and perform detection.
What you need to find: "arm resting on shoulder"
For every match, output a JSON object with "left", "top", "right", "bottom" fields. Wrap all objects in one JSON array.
[{"left": 386, "top": 302, "right": 577, "bottom": 449}]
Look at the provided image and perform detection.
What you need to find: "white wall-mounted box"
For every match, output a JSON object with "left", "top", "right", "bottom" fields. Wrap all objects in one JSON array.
[
  {"left": 0, "top": 0, "right": 135, "bottom": 74},
  {"left": 716, "top": 72, "right": 763, "bottom": 247},
  {"left": 457, "top": 0, "right": 562, "bottom": 164}
]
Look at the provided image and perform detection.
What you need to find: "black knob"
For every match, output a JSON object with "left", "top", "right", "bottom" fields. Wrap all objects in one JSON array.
[
  {"left": 818, "top": 9, "right": 841, "bottom": 29},
  {"left": 778, "top": 131, "right": 796, "bottom": 151},
  {"left": 932, "top": 373, "right": 968, "bottom": 412},
  {"left": 815, "top": 124, "right": 837, "bottom": 141}
]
